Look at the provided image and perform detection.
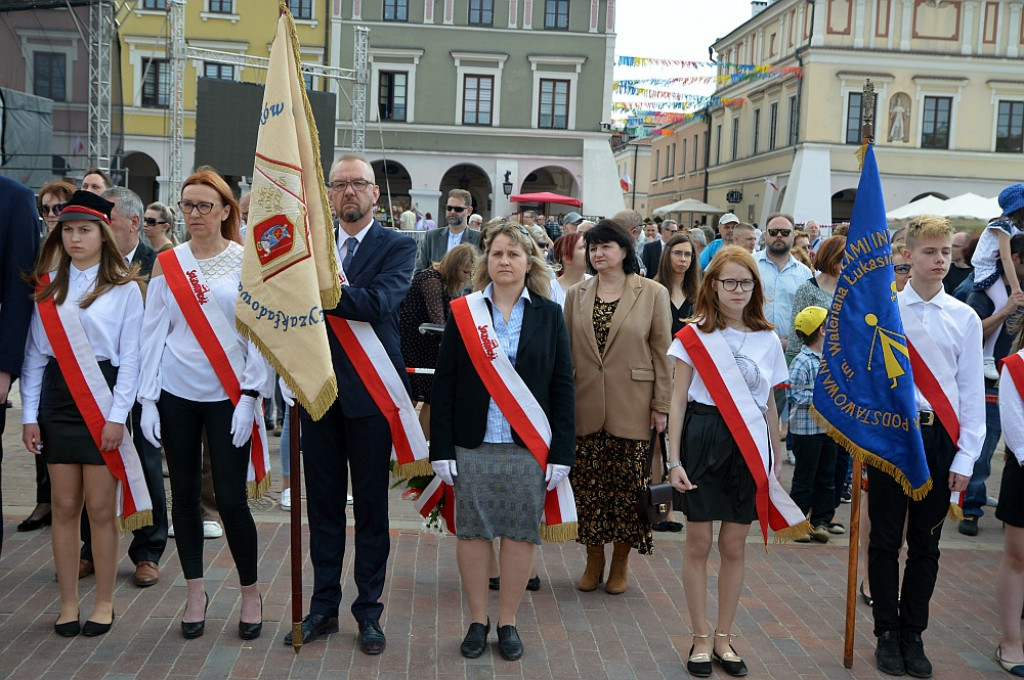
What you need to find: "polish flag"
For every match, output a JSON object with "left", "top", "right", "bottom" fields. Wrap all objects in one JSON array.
[{"left": 620, "top": 172, "right": 632, "bottom": 191}]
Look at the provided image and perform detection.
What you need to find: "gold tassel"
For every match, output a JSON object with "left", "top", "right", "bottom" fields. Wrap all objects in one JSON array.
[
  {"left": 855, "top": 143, "right": 868, "bottom": 171},
  {"left": 541, "top": 521, "right": 578, "bottom": 543},
  {"left": 773, "top": 519, "right": 813, "bottom": 544},
  {"left": 393, "top": 458, "right": 433, "bottom": 479},
  {"left": 811, "top": 408, "right": 933, "bottom": 501},
  {"left": 947, "top": 503, "right": 964, "bottom": 522},
  {"left": 117, "top": 509, "right": 154, "bottom": 536},
  {"left": 248, "top": 473, "right": 272, "bottom": 500}
]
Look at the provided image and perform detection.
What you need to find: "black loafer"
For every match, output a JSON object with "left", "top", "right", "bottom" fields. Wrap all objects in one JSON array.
[
  {"left": 17, "top": 510, "right": 51, "bottom": 532},
  {"left": 526, "top": 575, "right": 541, "bottom": 591},
  {"left": 181, "top": 592, "right": 208, "bottom": 640},
  {"left": 238, "top": 593, "right": 263, "bottom": 640},
  {"left": 358, "top": 618, "right": 386, "bottom": 655},
  {"left": 460, "top": 619, "right": 490, "bottom": 658},
  {"left": 900, "top": 632, "right": 932, "bottom": 678},
  {"left": 497, "top": 624, "right": 523, "bottom": 661},
  {"left": 489, "top": 577, "right": 500, "bottom": 591},
  {"left": 82, "top": 614, "right": 114, "bottom": 637},
  {"left": 283, "top": 613, "right": 340, "bottom": 645},
  {"left": 876, "top": 630, "right": 906, "bottom": 676},
  {"left": 54, "top": 618, "right": 80, "bottom": 637}
]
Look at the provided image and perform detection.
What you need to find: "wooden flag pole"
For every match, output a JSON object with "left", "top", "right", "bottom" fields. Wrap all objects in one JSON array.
[
  {"left": 844, "top": 78, "right": 877, "bottom": 669},
  {"left": 289, "top": 404, "right": 303, "bottom": 654}
]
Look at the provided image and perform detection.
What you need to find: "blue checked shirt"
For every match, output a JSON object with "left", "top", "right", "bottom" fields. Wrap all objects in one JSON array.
[
  {"left": 787, "top": 344, "right": 824, "bottom": 435},
  {"left": 755, "top": 250, "right": 813, "bottom": 340},
  {"left": 481, "top": 283, "right": 530, "bottom": 443}
]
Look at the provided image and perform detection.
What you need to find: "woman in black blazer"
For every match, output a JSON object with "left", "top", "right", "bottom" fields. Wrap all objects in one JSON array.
[{"left": 431, "top": 221, "right": 575, "bottom": 661}]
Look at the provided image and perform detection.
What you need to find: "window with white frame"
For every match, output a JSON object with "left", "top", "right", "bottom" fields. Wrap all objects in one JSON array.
[
  {"left": 454, "top": 52, "right": 506, "bottom": 126},
  {"left": 463, "top": 75, "right": 494, "bottom": 126},
  {"left": 845, "top": 92, "right": 873, "bottom": 144},
  {"left": 289, "top": 0, "right": 312, "bottom": 19},
  {"left": 141, "top": 58, "right": 169, "bottom": 108},
  {"left": 33, "top": 52, "right": 66, "bottom": 101},
  {"left": 921, "top": 96, "right": 951, "bottom": 149},
  {"left": 539, "top": 79, "right": 569, "bottom": 129},
  {"left": 371, "top": 48, "right": 422, "bottom": 123},
  {"left": 142, "top": 0, "right": 166, "bottom": 8},
  {"left": 378, "top": 71, "right": 407, "bottom": 121},
  {"left": 209, "top": 0, "right": 232, "bottom": 13}
]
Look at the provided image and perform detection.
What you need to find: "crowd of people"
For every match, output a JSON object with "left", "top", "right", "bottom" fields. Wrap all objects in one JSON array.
[{"left": 2, "top": 160, "right": 1024, "bottom": 678}]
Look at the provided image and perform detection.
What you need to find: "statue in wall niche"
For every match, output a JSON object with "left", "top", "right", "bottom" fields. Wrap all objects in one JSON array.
[{"left": 888, "top": 92, "right": 911, "bottom": 143}]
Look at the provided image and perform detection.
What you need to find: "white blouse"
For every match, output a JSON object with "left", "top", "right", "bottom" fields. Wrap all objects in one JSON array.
[
  {"left": 667, "top": 327, "right": 788, "bottom": 413},
  {"left": 137, "top": 242, "right": 270, "bottom": 403},
  {"left": 21, "top": 263, "right": 144, "bottom": 425}
]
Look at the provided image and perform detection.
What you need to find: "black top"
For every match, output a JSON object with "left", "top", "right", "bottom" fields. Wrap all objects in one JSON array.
[
  {"left": 429, "top": 293, "right": 576, "bottom": 466},
  {"left": 943, "top": 264, "right": 973, "bottom": 296},
  {"left": 670, "top": 298, "right": 694, "bottom": 336}
]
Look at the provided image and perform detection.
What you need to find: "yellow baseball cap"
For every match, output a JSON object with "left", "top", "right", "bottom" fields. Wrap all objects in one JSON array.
[{"left": 793, "top": 306, "right": 827, "bottom": 335}]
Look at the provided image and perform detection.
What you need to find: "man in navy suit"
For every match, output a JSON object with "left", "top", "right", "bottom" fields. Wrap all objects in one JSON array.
[
  {"left": 0, "top": 176, "right": 41, "bottom": 555},
  {"left": 285, "top": 154, "right": 416, "bottom": 653},
  {"left": 641, "top": 219, "right": 677, "bottom": 277}
]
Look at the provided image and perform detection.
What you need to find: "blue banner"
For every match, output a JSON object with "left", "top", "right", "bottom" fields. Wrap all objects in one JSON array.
[{"left": 811, "top": 145, "right": 931, "bottom": 498}]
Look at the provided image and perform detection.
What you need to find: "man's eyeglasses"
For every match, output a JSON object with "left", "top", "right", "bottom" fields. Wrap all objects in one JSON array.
[
  {"left": 40, "top": 203, "right": 66, "bottom": 217},
  {"left": 893, "top": 264, "right": 911, "bottom": 274},
  {"left": 327, "top": 180, "right": 373, "bottom": 192},
  {"left": 767, "top": 228, "right": 792, "bottom": 237},
  {"left": 716, "top": 278, "right": 756, "bottom": 292},
  {"left": 178, "top": 201, "right": 218, "bottom": 215},
  {"left": 445, "top": 205, "right": 467, "bottom": 213},
  {"left": 144, "top": 217, "right": 169, "bottom": 226}
]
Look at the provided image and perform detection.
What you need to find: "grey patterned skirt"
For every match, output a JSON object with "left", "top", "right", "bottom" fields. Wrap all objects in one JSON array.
[{"left": 453, "top": 443, "right": 546, "bottom": 544}]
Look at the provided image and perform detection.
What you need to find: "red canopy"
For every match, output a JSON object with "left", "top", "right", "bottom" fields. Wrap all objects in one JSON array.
[{"left": 509, "top": 191, "right": 582, "bottom": 208}]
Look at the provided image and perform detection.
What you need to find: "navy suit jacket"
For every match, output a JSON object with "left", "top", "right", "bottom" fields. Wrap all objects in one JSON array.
[
  {"left": 641, "top": 239, "right": 664, "bottom": 278},
  {"left": 132, "top": 240, "right": 157, "bottom": 279},
  {"left": 429, "top": 294, "right": 575, "bottom": 466},
  {"left": 323, "top": 220, "right": 417, "bottom": 419},
  {"left": 0, "top": 176, "right": 41, "bottom": 378}
]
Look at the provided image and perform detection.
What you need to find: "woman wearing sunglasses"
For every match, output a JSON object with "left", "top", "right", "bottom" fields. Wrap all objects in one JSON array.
[
  {"left": 37, "top": 180, "right": 76, "bottom": 233},
  {"left": 144, "top": 202, "right": 178, "bottom": 252}
]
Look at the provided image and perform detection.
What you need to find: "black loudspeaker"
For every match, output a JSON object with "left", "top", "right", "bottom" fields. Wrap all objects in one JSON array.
[{"left": 193, "top": 78, "right": 336, "bottom": 178}]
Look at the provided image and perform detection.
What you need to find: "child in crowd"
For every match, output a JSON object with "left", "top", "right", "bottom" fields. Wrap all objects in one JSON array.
[
  {"left": 787, "top": 306, "right": 838, "bottom": 544},
  {"left": 971, "top": 183, "right": 1024, "bottom": 378}
]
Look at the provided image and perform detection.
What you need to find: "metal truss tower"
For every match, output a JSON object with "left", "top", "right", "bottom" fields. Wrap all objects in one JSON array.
[
  {"left": 351, "top": 26, "right": 369, "bottom": 154},
  {"left": 88, "top": 0, "right": 114, "bottom": 170},
  {"left": 168, "top": 0, "right": 186, "bottom": 212}
]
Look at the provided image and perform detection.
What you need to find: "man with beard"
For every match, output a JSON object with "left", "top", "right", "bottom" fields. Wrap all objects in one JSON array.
[
  {"left": 284, "top": 155, "right": 416, "bottom": 652},
  {"left": 413, "top": 188, "right": 481, "bottom": 271}
]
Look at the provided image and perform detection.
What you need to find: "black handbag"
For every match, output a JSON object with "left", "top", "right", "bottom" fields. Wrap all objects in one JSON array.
[{"left": 637, "top": 430, "right": 674, "bottom": 525}]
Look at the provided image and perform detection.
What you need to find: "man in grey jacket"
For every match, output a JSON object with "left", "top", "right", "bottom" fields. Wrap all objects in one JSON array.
[{"left": 414, "top": 188, "right": 481, "bottom": 271}]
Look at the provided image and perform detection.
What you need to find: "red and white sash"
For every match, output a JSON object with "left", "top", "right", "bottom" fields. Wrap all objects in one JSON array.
[
  {"left": 36, "top": 273, "right": 153, "bottom": 533},
  {"left": 446, "top": 291, "right": 577, "bottom": 542},
  {"left": 159, "top": 245, "right": 271, "bottom": 498},
  {"left": 900, "top": 300, "right": 964, "bottom": 513},
  {"left": 1001, "top": 352, "right": 1024, "bottom": 464},
  {"left": 677, "top": 325, "right": 810, "bottom": 544}
]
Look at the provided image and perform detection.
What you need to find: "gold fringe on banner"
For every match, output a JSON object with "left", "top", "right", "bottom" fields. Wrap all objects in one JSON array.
[
  {"left": 811, "top": 407, "right": 933, "bottom": 501},
  {"left": 118, "top": 510, "right": 154, "bottom": 536},
  {"left": 248, "top": 473, "right": 272, "bottom": 500},
  {"left": 541, "top": 521, "right": 578, "bottom": 543},
  {"left": 855, "top": 144, "right": 869, "bottom": 172},
  {"left": 773, "top": 519, "right": 813, "bottom": 544},
  {"left": 947, "top": 503, "right": 964, "bottom": 522},
  {"left": 393, "top": 458, "right": 433, "bottom": 479}
]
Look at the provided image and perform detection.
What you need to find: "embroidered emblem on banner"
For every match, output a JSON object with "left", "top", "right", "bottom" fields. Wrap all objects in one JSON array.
[{"left": 249, "top": 154, "right": 312, "bottom": 281}]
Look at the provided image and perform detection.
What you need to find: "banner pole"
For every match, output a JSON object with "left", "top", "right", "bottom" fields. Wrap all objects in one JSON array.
[
  {"left": 843, "top": 457, "right": 863, "bottom": 668},
  {"left": 289, "top": 404, "right": 303, "bottom": 654}
]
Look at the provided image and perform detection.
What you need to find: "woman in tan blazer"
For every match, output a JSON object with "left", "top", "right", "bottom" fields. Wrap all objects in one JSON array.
[{"left": 564, "top": 220, "right": 673, "bottom": 594}]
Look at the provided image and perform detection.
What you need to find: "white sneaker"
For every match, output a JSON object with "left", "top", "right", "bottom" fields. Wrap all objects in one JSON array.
[
  {"left": 281, "top": 488, "right": 291, "bottom": 511},
  {"left": 203, "top": 520, "right": 223, "bottom": 539},
  {"left": 786, "top": 449, "right": 796, "bottom": 465},
  {"left": 167, "top": 522, "right": 175, "bottom": 538},
  {"left": 985, "top": 356, "right": 999, "bottom": 381},
  {"left": 347, "top": 494, "right": 354, "bottom": 506}
]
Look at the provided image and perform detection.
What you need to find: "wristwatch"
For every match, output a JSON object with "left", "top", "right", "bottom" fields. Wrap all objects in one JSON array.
[{"left": 666, "top": 461, "right": 682, "bottom": 470}]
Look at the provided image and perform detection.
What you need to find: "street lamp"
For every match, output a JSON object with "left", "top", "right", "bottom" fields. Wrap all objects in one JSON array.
[{"left": 502, "top": 171, "right": 513, "bottom": 198}]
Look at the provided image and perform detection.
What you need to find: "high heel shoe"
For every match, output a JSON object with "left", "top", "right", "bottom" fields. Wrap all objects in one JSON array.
[
  {"left": 54, "top": 611, "right": 80, "bottom": 637},
  {"left": 713, "top": 631, "right": 748, "bottom": 677},
  {"left": 18, "top": 506, "right": 52, "bottom": 532},
  {"left": 860, "top": 580, "right": 874, "bottom": 607},
  {"left": 238, "top": 593, "right": 263, "bottom": 640},
  {"left": 82, "top": 612, "right": 114, "bottom": 637},
  {"left": 686, "top": 633, "right": 712, "bottom": 678},
  {"left": 181, "top": 592, "right": 209, "bottom": 639}
]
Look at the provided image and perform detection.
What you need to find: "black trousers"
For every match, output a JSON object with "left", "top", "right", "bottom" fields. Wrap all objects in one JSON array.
[
  {"left": 790, "top": 433, "right": 838, "bottom": 528},
  {"left": 301, "top": 401, "right": 391, "bottom": 623},
  {"left": 159, "top": 391, "right": 257, "bottom": 585},
  {"left": 81, "top": 401, "right": 168, "bottom": 564},
  {"left": 867, "top": 424, "right": 956, "bottom": 637},
  {"left": 1, "top": 400, "right": 7, "bottom": 553}
]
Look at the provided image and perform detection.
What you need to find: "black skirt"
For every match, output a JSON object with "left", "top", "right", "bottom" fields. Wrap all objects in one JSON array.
[
  {"left": 678, "top": 402, "right": 757, "bottom": 524},
  {"left": 996, "top": 450, "right": 1024, "bottom": 528},
  {"left": 37, "top": 357, "right": 118, "bottom": 466}
]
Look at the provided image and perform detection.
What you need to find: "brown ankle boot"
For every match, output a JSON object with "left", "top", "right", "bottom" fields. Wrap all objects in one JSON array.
[
  {"left": 604, "top": 542, "right": 632, "bottom": 594},
  {"left": 577, "top": 544, "right": 606, "bottom": 591}
]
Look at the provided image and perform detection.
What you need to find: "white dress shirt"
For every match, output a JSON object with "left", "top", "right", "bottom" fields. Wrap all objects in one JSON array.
[
  {"left": 336, "top": 220, "right": 373, "bottom": 270},
  {"left": 21, "top": 263, "right": 144, "bottom": 425},
  {"left": 138, "top": 242, "right": 269, "bottom": 403},
  {"left": 1000, "top": 351, "right": 1024, "bottom": 459},
  {"left": 899, "top": 283, "right": 985, "bottom": 476}
]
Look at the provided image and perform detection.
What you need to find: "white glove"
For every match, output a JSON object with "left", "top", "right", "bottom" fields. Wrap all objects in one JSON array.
[
  {"left": 279, "top": 376, "right": 296, "bottom": 407},
  {"left": 140, "top": 400, "right": 161, "bottom": 448},
  {"left": 431, "top": 459, "right": 458, "bottom": 486},
  {"left": 545, "top": 464, "right": 571, "bottom": 491},
  {"left": 230, "top": 395, "right": 257, "bottom": 448}
]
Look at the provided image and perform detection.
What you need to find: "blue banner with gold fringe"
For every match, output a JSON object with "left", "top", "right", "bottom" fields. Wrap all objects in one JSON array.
[{"left": 811, "top": 145, "right": 931, "bottom": 498}]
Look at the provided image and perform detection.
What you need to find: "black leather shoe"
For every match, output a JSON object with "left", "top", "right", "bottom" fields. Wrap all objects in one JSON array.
[
  {"left": 497, "top": 624, "right": 523, "bottom": 661},
  {"left": 238, "top": 593, "right": 263, "bottom": 640},
  {"left": 460, "top": 619, "right": 490, "bottom": 658},
  {"left": 82, "top": 613, "right": 114, "bottom": 637},
  {"left": 489, "top": 577, "right": 500, "bottom": 590},
  {"left": 181, "top": 592, "right": 208, "bottom": 640},
  {"left": 283, "top": 613, "right": 340, "bottom": 645},
  {"left": 358, "top": 618, "right": 386, "bottom": 655},
  {"left": 876, "top": 630, "right": 906, "bottom": 676},
  {"left": 526, "top": 575, "right": 541, "bottom": 591},
  {"left": 54, "top": 617, "right": 80, "bottom": 637},
  {"left": 900, "top": 632, "right": 932, "bottom": 678},
  {"left": 17, "top": 508, "right": 52, "bottom": 532}
]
